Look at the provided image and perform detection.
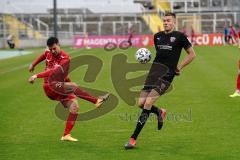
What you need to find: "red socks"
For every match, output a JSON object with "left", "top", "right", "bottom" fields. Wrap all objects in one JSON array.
[
  {"left": 237, "top": 74, "right": 240, "bottom": 91},
  {"left": 73, "top": 87, "right": 97, "bottom": 104},
  {"left": 64, "top": 112, "right": 78, "bottom": 136}
]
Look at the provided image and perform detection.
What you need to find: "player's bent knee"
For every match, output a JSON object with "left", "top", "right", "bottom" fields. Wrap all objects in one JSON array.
[
  {"left": 144, "top": 97, "right": 154, "bottom": 107},
  {"left": 138, "top": 104, "right": 144, "bottom": 109},
  {"left": 69, "top": 100, "right": 79, "bottom": 114},
  {"left": 138, "top": 96, "right": 147, "bottom": 108},
  {"left": 70, "top": 105, "right": 79, "bottom": 114},
  {"left": 137, "top": 100, "right": 145, "bottom": 108}
]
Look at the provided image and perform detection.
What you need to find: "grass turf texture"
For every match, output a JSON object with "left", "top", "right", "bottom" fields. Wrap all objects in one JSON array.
[{"left": 0, "top": 46, "right": 240, "bottom": 160}]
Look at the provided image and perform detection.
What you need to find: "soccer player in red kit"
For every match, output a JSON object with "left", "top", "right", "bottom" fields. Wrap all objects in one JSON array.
[
  {"left": 230, "top": 60, "right": 240, "bottom": 97},
  {"left": 28, "top": 37, "right": 109, "bottom": 141},
  {"left": 127, "top": 25, "right": 134, "bottom": 46}
]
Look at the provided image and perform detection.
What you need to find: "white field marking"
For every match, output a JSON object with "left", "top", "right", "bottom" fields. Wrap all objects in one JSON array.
[
  {"left": 0, "top": 49, "right": 80, "bottom": 75},
  {"left": 0, "top": 51, "right": 33, "bottom": 60}
]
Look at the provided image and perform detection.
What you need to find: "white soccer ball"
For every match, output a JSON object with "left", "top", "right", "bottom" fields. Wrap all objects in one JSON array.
[{"left": 135, "top": 48, "right": 151, "bottom": 64}]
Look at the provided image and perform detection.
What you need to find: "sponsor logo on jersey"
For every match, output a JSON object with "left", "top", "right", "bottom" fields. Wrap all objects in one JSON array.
[
  {"left": 55, "top": 82, "right": 63, "bottom": 88},
  {"left": 158, "top": 45, "right": 172, "bottom": 50},
  {"left": 170, "top": 37, "right": 176, "bottom": 42}
]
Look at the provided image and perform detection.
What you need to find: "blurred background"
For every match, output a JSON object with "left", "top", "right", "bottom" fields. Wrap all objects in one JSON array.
[
  {"left": 1, "top": 2, "right": 240, "bottom": 159},
  {"left": 0, "top": 0, "right": 240, "bottom": 48}
]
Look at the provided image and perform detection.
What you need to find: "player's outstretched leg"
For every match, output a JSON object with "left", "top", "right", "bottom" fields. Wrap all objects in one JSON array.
[
  {"left": 61, "top": 99, "right": 79, "bottom": 142},
  {"left": 149, "top": 88, "right": 168, "bottom": 130},
  {"left": 138, "top": 105, "right": 166, "bottom": 130},
  {"left": 125, "top": 89, "right": 159, "bottom": 149},
  {"left": 65, "top": 82, "right": 98, "bottom": 103},
  {"left": 138, "top": 91, "right": 167, "bottom": 130},
  {"left": 95, "top": 93, "right": 110, "bottom": 108},
  {"left": 157, "top": 108, "right": 167, "bottom": 130},
  {"left": 64, "top": 82, "right": 110, "bottom": 106}
]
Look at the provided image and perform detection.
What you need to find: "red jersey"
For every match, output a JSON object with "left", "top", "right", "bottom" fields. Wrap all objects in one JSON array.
[
  {"left": 32, "top": 50, "right": 70, "bottom": 83},
  {"left": 129, "top": 31, "right": 133, "bottom": 39}
]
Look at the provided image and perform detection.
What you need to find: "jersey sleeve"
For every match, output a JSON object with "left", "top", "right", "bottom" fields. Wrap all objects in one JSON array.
[
  {"left": 36, "top": 51, "right": 70, "bottom": 79},
  {"left": 59, "top": 51, "right": 70, "bottom": 74},
  {"left": 60, "top": 52, "right": 71, "bottom": 81},
  {"left": 153, "top": 33, "right": 158, "bottom": 52},
  {"left": 65, "top": 76, "right": 71, "bottom": 82},
  {"left": 36, "top": 69, "right": 52, "bottom": 78},
  {"left": 37, "top": 60, "right": 70, "bottom": 78},
  {"left": 180, "top": 33, "right": 192, "bottom": 50},
  {"left": 32, "top": 52, "right": 46, "bottom": 67}
]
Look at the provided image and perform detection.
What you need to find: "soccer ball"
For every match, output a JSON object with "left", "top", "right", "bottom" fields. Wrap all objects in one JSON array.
[{"left": 135, "top": 48, "right": 151, "bottom": 64}]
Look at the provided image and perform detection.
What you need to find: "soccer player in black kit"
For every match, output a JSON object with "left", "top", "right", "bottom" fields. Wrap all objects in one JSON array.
[{"left": 125, "top": 12, "right": 196, "bottom": 149}]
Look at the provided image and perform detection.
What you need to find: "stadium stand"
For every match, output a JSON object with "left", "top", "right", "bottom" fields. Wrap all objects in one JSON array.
[
  {"left": 0, "top": 0, "right": 240, "bottom": 48},
  {"left": 168, "top": 0, "right": 240, "bottom": 34}
]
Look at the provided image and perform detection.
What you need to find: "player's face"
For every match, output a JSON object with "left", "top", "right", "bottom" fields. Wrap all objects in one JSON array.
[
  {"left": 49, "top": 43, "right": 60, "bottom": 56},
  {"left": 163, "top": 16, "right": 176, "bottom": 32}
]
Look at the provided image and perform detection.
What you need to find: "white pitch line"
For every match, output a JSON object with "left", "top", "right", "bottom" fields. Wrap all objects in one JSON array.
[
  {"left": 0, "top": 49, "right": 80, "bottom": 75},
  {"left": 0, "top": 64, "right": 30, "bottom": 75}
]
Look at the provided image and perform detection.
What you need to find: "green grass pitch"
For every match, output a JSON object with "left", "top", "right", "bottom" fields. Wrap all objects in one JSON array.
[{"left": 0, "top": 45, "right": 240, "bottom": 160}]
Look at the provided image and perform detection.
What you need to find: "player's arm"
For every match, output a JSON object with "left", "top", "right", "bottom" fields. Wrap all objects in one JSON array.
[
  {"left": 28, "top": 69, "right": 52, "bottom": 84},
  {"left": 178, "top": 47, "right": 196, "bottom": 70},
  {"left": 29, "top": 52, "right": 46, "bottom": 72},
  {"left": 28, "top": 58, "right": 70, "bottom": 84},
  {"left": 176, "top": 33, "right": 196, "bottom": 75},
  {"left": 60, "top": 54, "right": 71, "bottom": 82},
  {"left": 176, "top": 47, "right": 196, "bottom": 75}
]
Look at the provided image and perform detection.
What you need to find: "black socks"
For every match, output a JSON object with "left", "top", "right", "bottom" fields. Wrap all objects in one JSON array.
[
  {"left": 131, "top": 109, "right": 150, "bottom": 140},
  {"left": 150, "top": 105, "right": 160, "bottom": 117}
]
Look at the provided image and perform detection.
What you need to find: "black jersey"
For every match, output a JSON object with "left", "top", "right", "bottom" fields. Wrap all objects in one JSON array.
[{"left": 153, "top": 31, "right": 192, "bottom": 71}]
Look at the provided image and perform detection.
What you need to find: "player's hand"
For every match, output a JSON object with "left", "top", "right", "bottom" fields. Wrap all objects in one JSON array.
[
  {"left": 175, "top": 67, "right": 181, "bottom": 76},
  {"left": 29, "top": 64, "right": 34, "bottom": 72},
  {"left": 28, "top": 75, "right": 37, "bottom": 84}
]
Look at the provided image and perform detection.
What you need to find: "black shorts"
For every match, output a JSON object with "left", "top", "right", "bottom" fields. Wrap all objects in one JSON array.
[{"left": 142, "top": 63, "right": 174, "bottom": 95}]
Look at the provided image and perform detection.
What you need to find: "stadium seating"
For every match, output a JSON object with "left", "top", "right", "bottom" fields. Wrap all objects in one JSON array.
[
  {"left": 9, "top": 9, "right": 151, "bottom": 37},
  {"left": 2, "top": 14, "right": 44, "bottom": 47},
  {"left": 0, "top": 0, "right": 240, "bottom": 48},
  {"left": 143, "top": 14, "right": 163, "bottom": 33}
]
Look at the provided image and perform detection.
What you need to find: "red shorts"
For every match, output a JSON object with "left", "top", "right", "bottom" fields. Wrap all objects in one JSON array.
[{"left": 43, "top": 82, "right": 76, "bottom": 106}]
